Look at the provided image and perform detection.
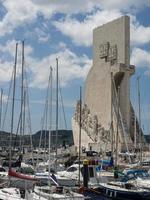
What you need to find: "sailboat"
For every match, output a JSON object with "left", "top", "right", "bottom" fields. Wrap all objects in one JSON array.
[
  {"left": 33, "top": 59, "right": 86, "bottom": 200},
  {"left": 0, "top": 42, "right": 37, "bottom": 199},
  {"left": 8, "top": 41, "right": 37, "bottom": 187},
  {"left": 0, "top": 187, "right": 25, "bottom": 200},
  {"left": 94, "top": 168, "right": 150, "bottom": 200}
]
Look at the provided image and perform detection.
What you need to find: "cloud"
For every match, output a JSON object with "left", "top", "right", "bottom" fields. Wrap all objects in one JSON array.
[
  {"left": 53, "top": 9, "right": 122, "bottom": 46},
  {"left": 0, "top": 60, "right": 14, "bottom": 83},
  {"left": 0, "top": 40, "right": 92, "bottom": 88},
  {"left": 31, "top": 0, "right": 150, "bottom": 14},
  {"left": 0, "top": 40, "right": 33, "bottom": 84},
  {"left": 97, "top": 0, "right": 150, "bottom": 12},
  {"left": 130, "top": 15, "right": 150, "bottom": 46},
  {"left": 34, "top": 27, "right": 51, "bottom": 43},
  {"left": 31, "top": 0, "right": 97, "bottom": 15},
  {"left": 131, "top": 25, "right": 150, "bottom": 46},
  {"left": 25, "top": 21, "right": 51, "bottom": 44},
  {"left": 131, "top": 48, "right": 150, "bottom": 68},
  {"left": 53, "top": 11, "right": 150, "bottom": 47},
  {"left": 1, "top": 0, "right": 150, "bottom": 38},
  {"left": 0, "top": 1, "right": 150, "bottom": 88},
  {"left": 29, "top": 47, "right": 92, "bottom": 88},
  {"left": 0, "top": 40, "right": 33, "bottom": 58},
  {"left": 0, "top": 93, "right": 9, "bottom": 104},
  {"left": 0, "top": 0, "right": 96, "bottom": 37},
  {"left": 0, "top": 0, "right": 38, "bottom": 36}
]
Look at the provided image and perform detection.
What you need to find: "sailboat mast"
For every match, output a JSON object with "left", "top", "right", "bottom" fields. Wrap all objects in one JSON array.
[
  {"left": 22, "top": 90, "right": 26, "bottom": 150},
  {"left": 134, "top": 113, "right": 137, "bottom": 149},
  {"left": 59, "top": 84, "right": 67, "bottom": 130},
  {"left": 137, "top": 76, "right": 142, "bottom": 162},
  {"left": 111, "top": 72, "right": 114, "bottom": 157},
  {"left": 55, "top": 58, "right": 59, "bottom": 168},
  {"left": 48, "top": 66, "right": 53, "bottom": 185},
  {"left": 115, "top": 86, "right": 120, "bottom": 167},
  {"left": 78, "top": 86, "right": 82, "bottom": 186},
  {"left": 0, "top": 89, "right": 3, "bottom": 130},
  {"left": 20, "top": 41, "right": 24, "bottom": 151},
  {"left": 9, "top": 42, "right": 18, "bottom": 168}
]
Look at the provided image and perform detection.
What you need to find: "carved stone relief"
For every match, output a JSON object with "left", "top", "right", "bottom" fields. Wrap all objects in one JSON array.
[
  {"left": 74, "top": 101, "right": 110, "bottom": 143},
  {"left": 99, "top": 42, "right": 117, "bottom": 65}
]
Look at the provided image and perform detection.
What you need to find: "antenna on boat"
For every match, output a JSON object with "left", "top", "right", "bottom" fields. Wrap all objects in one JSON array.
[{"left": 78, "top": 86, "right": 82, "bottom": 186}]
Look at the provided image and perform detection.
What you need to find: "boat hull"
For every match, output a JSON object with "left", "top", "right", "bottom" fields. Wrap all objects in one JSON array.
[{"left": 95, "top": 184, "right": 150, "bottom": 200}]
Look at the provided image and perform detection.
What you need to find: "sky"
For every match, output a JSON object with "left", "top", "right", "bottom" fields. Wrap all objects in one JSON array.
[{"left": 0, "top": 0, "right": 150, "bottom": 135}]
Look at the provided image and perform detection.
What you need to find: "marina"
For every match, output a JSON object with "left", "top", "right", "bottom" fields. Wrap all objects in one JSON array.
[{"left": 0, "top": 2, "right": 150, "bottom": 200}]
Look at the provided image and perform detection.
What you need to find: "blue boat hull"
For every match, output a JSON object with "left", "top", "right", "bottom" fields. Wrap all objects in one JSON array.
[
  {"left": 83, "top": 188, "right": 109, "bottom": 200},
  {"left": 94, "top": 185, "right": 150, "bottom": 200}
]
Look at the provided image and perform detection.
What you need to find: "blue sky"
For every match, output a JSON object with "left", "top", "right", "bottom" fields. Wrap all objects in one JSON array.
[{"left": 0, "top": 0, "right": 150, "bottom": 135}]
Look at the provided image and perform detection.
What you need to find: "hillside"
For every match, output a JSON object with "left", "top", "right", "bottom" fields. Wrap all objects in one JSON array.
[{"left": 0, "top": 130, "right": 74, "bottom": 148}]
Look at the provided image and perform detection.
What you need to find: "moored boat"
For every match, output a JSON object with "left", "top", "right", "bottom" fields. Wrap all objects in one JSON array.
[{"left": 96, "top": 181, "right": 150, "bottom": 200}]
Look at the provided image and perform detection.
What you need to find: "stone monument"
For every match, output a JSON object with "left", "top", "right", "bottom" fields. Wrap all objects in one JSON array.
[{"left": 72, "top": 16, "right": 143, "bottom": 153}]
